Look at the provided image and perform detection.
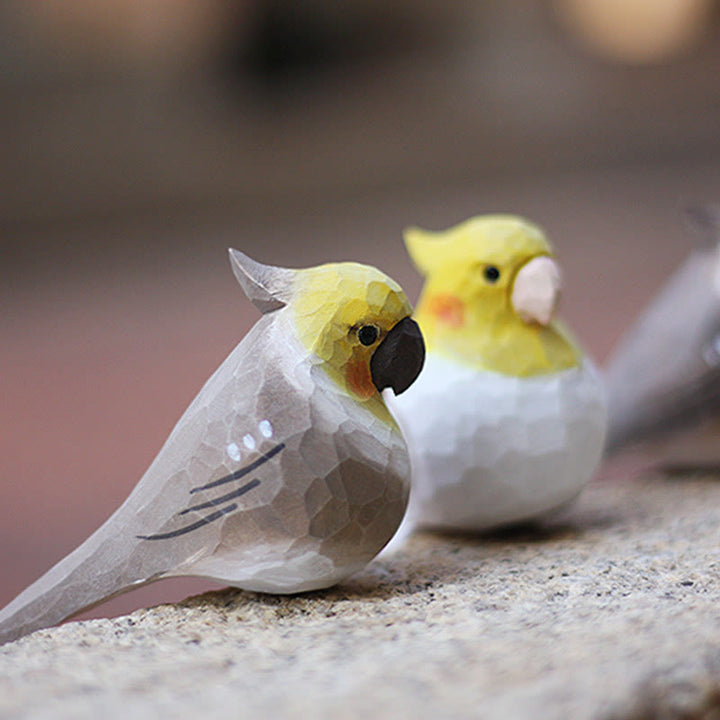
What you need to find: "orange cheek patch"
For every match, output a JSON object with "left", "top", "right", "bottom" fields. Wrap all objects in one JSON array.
[
  {"left": 346, "top": 358, "right": 376, "bottom": 399},
  {"left": 427, "top": 294, "right": 465, "bottom": 327}
]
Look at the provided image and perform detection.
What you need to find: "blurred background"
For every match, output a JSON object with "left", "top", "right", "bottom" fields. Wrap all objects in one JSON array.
[{"left": 2, "top": 0, "right": 720, "bottom": 622}]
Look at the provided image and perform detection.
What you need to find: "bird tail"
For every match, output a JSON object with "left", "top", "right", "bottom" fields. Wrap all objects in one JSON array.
[{"left": 0, "top": 509, "right": 168, "bottom": 645}]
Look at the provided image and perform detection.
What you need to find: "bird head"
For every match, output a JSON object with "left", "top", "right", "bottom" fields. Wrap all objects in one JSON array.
[
  {"left": 228, "top": 250, "right": 425, "bottom": 407},
  {"left": 404, "top": 215, "right": 580, "bottom": 376}
]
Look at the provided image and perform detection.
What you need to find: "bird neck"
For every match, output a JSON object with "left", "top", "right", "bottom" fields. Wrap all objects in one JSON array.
[
  {"left": 281, "top": 320, "right": 397, "bottom": 429},
  {"left": 310, "top": 358, "right": 399, "bottom": 428},
  {"left": 415, "top": 291, "right": 582, "bottom": 377}
]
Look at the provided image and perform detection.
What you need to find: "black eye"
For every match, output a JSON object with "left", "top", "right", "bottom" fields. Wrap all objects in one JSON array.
[
  {"left": 484, "top": 265, "right": 501, "bottom": 283},
  {"left": 358, "top": 325, "right": 380, "bottom": 346}
]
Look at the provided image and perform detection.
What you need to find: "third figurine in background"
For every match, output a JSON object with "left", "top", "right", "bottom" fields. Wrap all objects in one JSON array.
[
  {"left": 390, "top": 214, "right": 607, "bottom": 534},
  {"left": 605, "top": 205, "right": 720, "bottom": 453}
]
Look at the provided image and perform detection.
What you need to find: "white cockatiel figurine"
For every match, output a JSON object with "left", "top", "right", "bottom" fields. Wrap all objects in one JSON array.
[
  {"left": 389, "top": 214, "right": 606, "bottom": 533},
  {"left": 0, "top": 251, "right": 424, "bottom": 645}
]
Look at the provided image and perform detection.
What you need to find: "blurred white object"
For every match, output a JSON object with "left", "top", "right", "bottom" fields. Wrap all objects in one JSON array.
[{"left": 605, "top": 205, "right": 720, "bottom": 452}]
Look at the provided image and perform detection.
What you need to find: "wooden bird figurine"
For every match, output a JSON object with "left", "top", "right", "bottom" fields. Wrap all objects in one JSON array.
[
  {"left": 605, "top": 205, "right": 720, "bottom": 453},
  {"left": 390, "top": 215, "right": 606, "bottom": 533},
  {"left": 0, "top": 250, "right": 424, "bottom": 644}
]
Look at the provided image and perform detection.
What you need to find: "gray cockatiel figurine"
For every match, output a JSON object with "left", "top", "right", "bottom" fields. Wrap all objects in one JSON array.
[
  {"left": 605, "top": 206, "right": 720, "bottom": 453},
  {"left": 0, "top": 251, "right": 425, "bottom": 645}
]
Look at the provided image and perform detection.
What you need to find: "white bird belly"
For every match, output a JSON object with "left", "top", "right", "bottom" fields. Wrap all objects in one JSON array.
[{"left": 390, "top": 354, "right": 607, "bottom": 531}]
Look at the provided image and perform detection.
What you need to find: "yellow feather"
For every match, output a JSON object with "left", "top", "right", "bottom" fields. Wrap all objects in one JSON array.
[{"left": 291, "top": 263, "right": 412, "bottom": 421}]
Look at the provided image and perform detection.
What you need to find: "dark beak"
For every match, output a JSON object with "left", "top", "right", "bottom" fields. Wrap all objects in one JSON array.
[{"left": 370, "top": 317, "right": 425, "bottom": 395}]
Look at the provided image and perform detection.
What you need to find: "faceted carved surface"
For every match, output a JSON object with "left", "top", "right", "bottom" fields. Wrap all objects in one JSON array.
[
  {"left": 0, "top": 253, "right": 419, "bottom": 645},
  {"left": 391, "top": 215, "right": 607, "bottom": 534},
  {"left": 391, "top": 354, "right": 607, "bottom": 531}
]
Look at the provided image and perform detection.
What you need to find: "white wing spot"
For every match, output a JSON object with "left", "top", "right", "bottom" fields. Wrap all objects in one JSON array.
[
  {"left": 226, "top": 442, "right": 241, "bottom": 462},
  {"left": 259, "top": 420, "right": 273, "bottom": 438},
  {"left": 243, "top": 434, "right": 256, "bottom": 450}
]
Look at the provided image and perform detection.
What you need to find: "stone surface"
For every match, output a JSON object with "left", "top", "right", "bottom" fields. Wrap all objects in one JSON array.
[{"left": 2, "top": 470, "right": 720, "bottom": 719}]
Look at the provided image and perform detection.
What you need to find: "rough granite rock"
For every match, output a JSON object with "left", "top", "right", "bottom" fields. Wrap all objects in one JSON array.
[{"left": 2, "top": 471, "right": 720, "bottom": 720}]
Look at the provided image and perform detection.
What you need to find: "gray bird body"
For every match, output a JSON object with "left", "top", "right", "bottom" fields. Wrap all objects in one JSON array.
[
  {"left": 0, "top": 252, "right": 422, "bottom": 645},
  {"left": 605, "top": 209, "right": 720, "bottom": 453}
]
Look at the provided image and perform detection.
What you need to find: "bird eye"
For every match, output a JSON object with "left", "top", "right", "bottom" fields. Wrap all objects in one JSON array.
[
  {"left": 357, "top": 325, "right": 380, "bottom": 346},
  {"left": 484, "top": 265, "right": 501, "bottom": 283}
]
